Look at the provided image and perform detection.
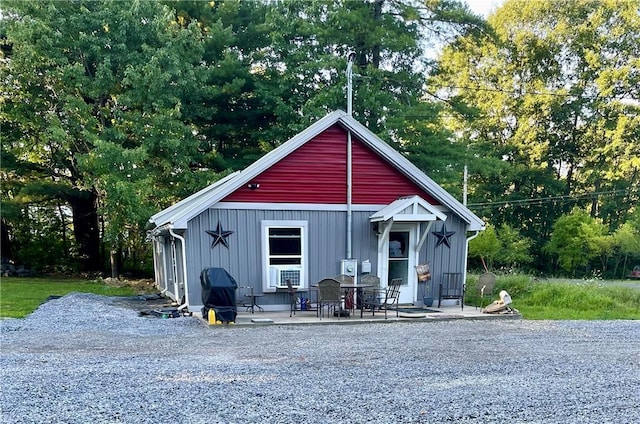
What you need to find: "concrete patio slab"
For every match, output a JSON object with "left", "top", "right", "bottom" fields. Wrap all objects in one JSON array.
[{"left": 200, "top": 304, "right": 521, "bottom": 327}]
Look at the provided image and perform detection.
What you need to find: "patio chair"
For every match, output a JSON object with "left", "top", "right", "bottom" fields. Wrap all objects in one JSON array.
[
  {"left": 333, "top": 274, "right": 354, "bottom": 284},
  {"left": 476, "top": 272, "right": 496, "bottom": 310},
  {"left": 360, "top": 274, "right": 381, "bottom": 312},
  {"left": 286, "top": 279, "right": 316, "bottom": 317},
  {"left": 334, "top": 274, "right": 355, "bottom": 311},
  {"left": 370, "top": 278, "right": 402, "bottom": 319},
  {"left": 317, "top": 278, "right": 343, "bottom": 319},
  {"left": 438, "top": 272, "right": 465, "bottom": 310},
  {"left": 286, "top": 279, "right": 298, "bottom": 317}
]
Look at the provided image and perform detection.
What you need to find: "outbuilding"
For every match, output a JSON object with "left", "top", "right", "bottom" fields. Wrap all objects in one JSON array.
[{"left": 148, "top": 110, "right": 485, "bottom": 312}]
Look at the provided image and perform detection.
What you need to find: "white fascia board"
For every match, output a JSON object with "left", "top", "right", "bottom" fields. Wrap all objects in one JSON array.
[
  {"left": 390, "top": 214, "right": 438, "bottom": 222},
  {"left": 148, "top": 171, "right": 240, "bottom": 229}
]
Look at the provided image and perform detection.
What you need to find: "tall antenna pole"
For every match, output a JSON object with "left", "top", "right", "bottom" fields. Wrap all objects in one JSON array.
[{"left": 346, "top": 52, "right": 355, "bottom": 116}]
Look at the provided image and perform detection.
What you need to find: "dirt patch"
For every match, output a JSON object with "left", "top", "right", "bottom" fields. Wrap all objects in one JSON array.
[{"left": 101, "top": 277, "right": 157, "bottom": 294}]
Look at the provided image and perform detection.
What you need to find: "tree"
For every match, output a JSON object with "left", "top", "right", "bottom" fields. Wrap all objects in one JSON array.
[
  {"left": 1, "top": 0, "right": 211, "bottom": 274},
  {"left": 468, "top": 224, "right": 500, "bottom": 271},
  {"left": 432, "top": 0, "right": 640, "bottom": 266},
  {"left": 496, "top": 223, "right": 533, "bottom": 269},
  {"left": 469, "top": 223, "right": 532, "bottom": 272},
  {"left": 165, "top": 0, "right": 281, "bottom": 172},
  {"left": 612, "top": 211, "right": 640, "bottom": 278},
  {"left": 544, "top": 208, "right": 608, "bottom": 275},
  {"left": 0, "top": 0, "right": 493, "bottom": 275}
]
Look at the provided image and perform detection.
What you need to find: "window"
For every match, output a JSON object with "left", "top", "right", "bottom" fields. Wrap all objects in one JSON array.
[{"left": 261, "top": 221, "right": 307, "bottom": 291}]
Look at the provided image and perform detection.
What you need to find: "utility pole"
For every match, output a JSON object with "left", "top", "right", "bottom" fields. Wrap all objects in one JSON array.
[{"left": 463, "top": 164, "right": 468, "bottom": 206}]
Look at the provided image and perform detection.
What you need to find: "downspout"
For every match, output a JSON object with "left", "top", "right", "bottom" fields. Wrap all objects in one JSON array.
[
  {"left": 152, "top": 237, "right": 168, "bottom": 295},
  {"left": 159, "top": 241, "right": 168, "bottom": 296},
  {"left": 169, "top": 237, "right": 179, "bottom": 299},
  {"left": 169, "top": 227, "right": 189, "bottom": 311},
  {"left": 347, "top": 130, "right": 353, "bottom": 259},
  {"left": 151, "top": 238, "right": 160, "bottom": 289},
  {"left": 463, "top": 230, "right": 481, "bottom": 287}
]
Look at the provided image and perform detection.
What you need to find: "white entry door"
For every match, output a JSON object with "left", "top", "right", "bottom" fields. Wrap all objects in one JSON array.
[{"left": 384, "top": 224, "right": 418, "bottom": 304}]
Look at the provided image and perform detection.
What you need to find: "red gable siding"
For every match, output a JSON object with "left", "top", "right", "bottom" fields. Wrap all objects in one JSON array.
[{"left": 223, "top": 124, "right": 438, "bottom": 205}]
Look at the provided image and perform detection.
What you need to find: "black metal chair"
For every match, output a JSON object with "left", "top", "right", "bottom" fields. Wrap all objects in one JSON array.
[
  {"left": 370, "top": 278, "right": 402, "bottom": 319},
  {"left": 360, "top": 274, "right": 381, "bottom": 313},
  {"left": 438, "top": 272, "right": 465, "bottom": 310},
  {"left": 286, "top": 279, "right": 315, "bottom": 317},
  {"left": 286, "top": 279, "right": 298, "bottom": 317}
]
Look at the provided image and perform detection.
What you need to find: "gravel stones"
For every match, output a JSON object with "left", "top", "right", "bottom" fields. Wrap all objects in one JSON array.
[{"left": 1, "top": 293, "right": 639, "bottom": 423}]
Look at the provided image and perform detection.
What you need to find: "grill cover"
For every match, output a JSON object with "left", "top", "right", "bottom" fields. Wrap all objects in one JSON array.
[{"left": 200, "top": 268, "right": 238, "bottom": 322}]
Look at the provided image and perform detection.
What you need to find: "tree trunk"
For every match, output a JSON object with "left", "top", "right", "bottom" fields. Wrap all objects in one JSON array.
[
  {"left": 57, "top": 203, "right": 68, "bottom": 259},
  {"left": 0, "top": 218, "right": 12, "bottom": 262},
  {"left": 110, "top": 247, "right": 121, "bottom": 279},
  {"left": 68, "top": 189, "right": 102, "bottom": 272},
  {"left": 371, "top": 0, "right": 383, "bottom": 68}
]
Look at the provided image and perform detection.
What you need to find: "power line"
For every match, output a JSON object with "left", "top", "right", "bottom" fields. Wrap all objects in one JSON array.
[
  {"left": 368, "top": 72, "right": 635, "bottom": 103},
  {"left": 428, "top": 84, "right": 580, "bottom": 99},
  {"left": 467, "top": 189, "right": 633, "bottom": 209}
]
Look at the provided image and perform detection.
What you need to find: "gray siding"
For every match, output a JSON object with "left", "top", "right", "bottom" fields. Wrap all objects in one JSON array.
[
  {"left": 419, "top": 214, "right": 468, "bottom": 298},
  {"left": 180, "top": 207, "right": 470, "bottom": 310},
  {"left": 184, "top": 208, "right": 379, "bottom": 309}
]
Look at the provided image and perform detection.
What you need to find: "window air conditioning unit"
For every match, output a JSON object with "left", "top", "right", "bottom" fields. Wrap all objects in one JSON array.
[{"left": 268, "top": 266, "right": 302, "bottom": 289}]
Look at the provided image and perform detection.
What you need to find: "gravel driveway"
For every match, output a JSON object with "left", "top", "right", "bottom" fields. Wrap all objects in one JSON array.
[{"left": 1, "top": 293, "right": 639, "bottom": 423}]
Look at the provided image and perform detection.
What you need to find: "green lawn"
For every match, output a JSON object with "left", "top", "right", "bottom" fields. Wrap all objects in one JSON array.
[
  {"left": 0, "top": 277, "right": 141, "bottom": 318},
  {"left": 3, "top": 275, "right": 640, "bottom": 320},
  {"left": 466, "top": 274, "right": 640, "bottom": 320}
]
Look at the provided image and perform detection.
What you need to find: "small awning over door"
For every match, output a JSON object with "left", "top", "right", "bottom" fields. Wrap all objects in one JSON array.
[{"left": 370, "top": 195, "right": 447, "bottom": 252}]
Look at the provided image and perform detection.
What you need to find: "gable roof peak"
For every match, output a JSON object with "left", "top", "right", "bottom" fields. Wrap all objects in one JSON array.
[{"left": 149, "top": 110, "right": 485, "bottom": 232}]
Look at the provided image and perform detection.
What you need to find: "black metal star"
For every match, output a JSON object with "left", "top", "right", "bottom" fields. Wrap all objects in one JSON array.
[
  {"left": 206, "top": 221, "right": 234, "bottom": 249},
  {"left": 432, "top": 224, "right": 455, "bottom": 248}
]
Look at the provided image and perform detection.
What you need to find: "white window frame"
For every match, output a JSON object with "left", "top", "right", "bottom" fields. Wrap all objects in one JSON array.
[{"left": 261, "top": 220, "right": 308, "bottom": 292}]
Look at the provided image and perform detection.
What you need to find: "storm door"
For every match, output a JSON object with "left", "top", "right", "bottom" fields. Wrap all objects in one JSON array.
[{"left": 387, "top": 225, "right": 417, "bottom": 304}]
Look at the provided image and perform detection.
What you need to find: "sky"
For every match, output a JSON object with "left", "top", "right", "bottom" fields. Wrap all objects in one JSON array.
[{"left": 464, "top": 0, "right": 503, "bottom": 17}]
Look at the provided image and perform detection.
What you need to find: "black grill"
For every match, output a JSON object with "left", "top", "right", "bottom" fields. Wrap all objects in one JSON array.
[{"left": 200, "top": 267, "right": 238, "bottom": 323}]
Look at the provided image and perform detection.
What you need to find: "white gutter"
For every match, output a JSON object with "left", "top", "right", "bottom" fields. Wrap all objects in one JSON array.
[{"left": 169, "top": 227, "right": 190, "bottom": 311}]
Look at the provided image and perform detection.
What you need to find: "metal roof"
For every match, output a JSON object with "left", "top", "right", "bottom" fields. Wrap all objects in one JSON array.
[{"left": 149, "top": 110, "right": 485, "bottom": 231}]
